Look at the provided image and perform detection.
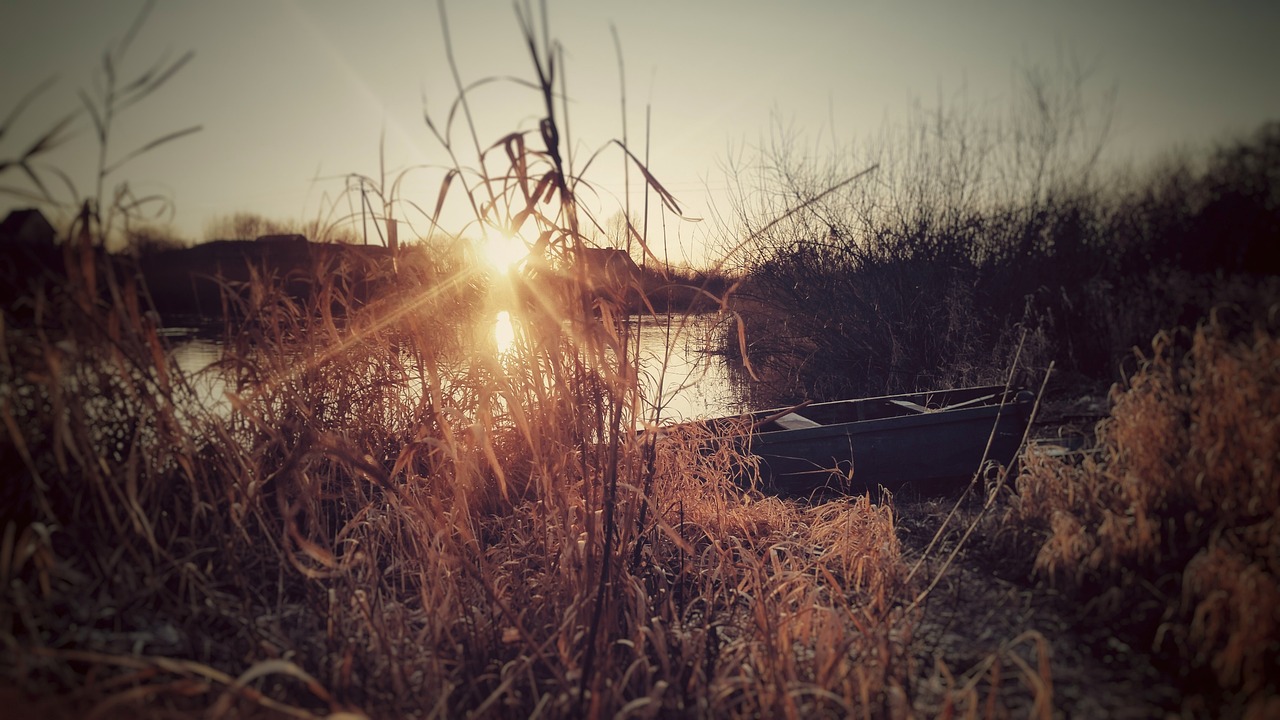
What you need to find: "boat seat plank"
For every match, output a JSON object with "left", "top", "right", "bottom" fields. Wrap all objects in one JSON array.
[
  {"left": 774, "top": 412, "right": 822, "bottom": 430},
  {"left": 889, "top": 399, "right": 930, "bottom": 414},
  {"left": 938, "top": 393, "right": 997, "bottom": 411}
]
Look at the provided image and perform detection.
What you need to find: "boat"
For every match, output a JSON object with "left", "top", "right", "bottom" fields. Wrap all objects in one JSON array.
[{"left": 693, "top": 385, "right": 1035, "bottom": 496}]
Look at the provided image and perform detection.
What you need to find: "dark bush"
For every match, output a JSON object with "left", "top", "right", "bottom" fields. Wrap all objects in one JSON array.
[{"left": 726, "top": 120, "right": 1280, "bottom": 405}]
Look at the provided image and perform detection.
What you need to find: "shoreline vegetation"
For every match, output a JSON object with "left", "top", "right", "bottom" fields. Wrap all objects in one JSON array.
[{"left": 3, "top": 2, "right": 1278, "bottom": 717}]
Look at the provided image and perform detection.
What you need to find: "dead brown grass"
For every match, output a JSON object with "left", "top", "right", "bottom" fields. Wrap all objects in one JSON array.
[
  {"left": 0, "top": 7, "right": 914, "bottom": 717},
  {"left": 1008, "top": 311, "right": 1280, "bottom": 714},
  {"left": 0, "top": 237, "right": 913, "bottom": 717}
]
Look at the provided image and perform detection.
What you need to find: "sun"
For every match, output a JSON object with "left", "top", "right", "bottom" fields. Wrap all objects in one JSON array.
[{"left": 481, "top": 233, "right": 529, "bottom": 273}]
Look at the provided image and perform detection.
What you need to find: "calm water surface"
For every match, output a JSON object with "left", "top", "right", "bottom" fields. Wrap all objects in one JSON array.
[
  {"left": 631, "top": 314, "right": 746, "bottom": 421},
  {"left": 169, "top": 313, "right": 746, "bottom": 422}
]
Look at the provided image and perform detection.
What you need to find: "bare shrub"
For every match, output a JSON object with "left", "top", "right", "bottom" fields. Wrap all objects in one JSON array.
[
  {"left": 722, "top": 64, "right": 1280, "bottom": 405},
  {"left": 721, "top": 63, "right": 1111, "bottom": 403}
]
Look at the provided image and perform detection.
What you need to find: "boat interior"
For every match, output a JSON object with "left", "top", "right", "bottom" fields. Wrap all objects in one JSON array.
[{"left": 752, "top": 386, "right": 1014, "bottom": 433}]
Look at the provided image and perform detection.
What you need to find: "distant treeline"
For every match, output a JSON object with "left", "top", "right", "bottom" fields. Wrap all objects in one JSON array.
[
  {"left": 0, "top": 230, "right": 736, "bottom": 330},
  {"left": 0, "top": 236, "right": 468, "bottom": 328},
  {"left": 139, "top": 237, "right": 397, "bottom": 319}
]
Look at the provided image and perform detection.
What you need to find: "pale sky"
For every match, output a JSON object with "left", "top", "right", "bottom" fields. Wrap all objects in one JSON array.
[{"left": 3, "top": 1, "right": 1278, "bottom": 264}]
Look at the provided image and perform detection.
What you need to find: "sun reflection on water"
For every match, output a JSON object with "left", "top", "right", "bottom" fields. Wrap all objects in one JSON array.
[{"left": 493, "top": 310, "right": 517, "bottom": 354}]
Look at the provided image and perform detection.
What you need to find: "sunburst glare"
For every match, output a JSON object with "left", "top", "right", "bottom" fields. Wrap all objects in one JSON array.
[{"left": 482, "top": 233, "right": 529, "bottom": 273}]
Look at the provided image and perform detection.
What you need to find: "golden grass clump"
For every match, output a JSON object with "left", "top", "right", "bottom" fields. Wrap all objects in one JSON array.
[
  {"left": 1009, "top": 312, "right": 1280, "bottom": 711},
  {"left": 649, "top": 427, "right": 912, "bottom": 717}
]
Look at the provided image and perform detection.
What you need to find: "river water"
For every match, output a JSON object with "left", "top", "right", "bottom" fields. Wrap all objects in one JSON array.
[
  {"left": 168, "top": 313, "right": 746, "bottom": 422},
  {"left": 629, "top": 314, "right": 747, "bottom": 421}
]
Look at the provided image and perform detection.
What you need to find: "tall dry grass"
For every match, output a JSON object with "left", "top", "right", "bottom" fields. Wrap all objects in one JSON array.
[
  {"left": 1007, "top": 313, "right": 1280, "bottom": 715},
  {"left": 0, "top": 241, "right": 913, "bottom": 717},
  {"left": 0, "top": 4, "right": 915, "bottom": 717}
]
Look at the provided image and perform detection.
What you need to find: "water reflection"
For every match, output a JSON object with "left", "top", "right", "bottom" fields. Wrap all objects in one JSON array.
[
  {"left": 631, "top": 315, "right": 746, "bottom": 422},
  {"left": 170, "top": 313, "right": 746, "bottom": 422},
  {"left": 170, "top": 338, "right": 230, "bottom": 412},
  {"left": 481, "top": 309, "right": 746, "bottom": 420},
  {"left": 493, "top": 311, "right": 517, "bottom": 354}
]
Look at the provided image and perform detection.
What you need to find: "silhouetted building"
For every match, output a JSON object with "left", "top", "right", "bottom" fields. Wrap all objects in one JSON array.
[{"left": 575, "top": 246, "right": 644, "bottom": 302}]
